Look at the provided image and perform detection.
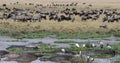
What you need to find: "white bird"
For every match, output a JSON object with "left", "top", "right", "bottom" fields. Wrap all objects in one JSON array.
[
  {"left": 107, "top": 45, "right": 112, "bottom": 49},
  {"left": 82, "top": 44, "right": 86, "bottom": 48},
  {"left": 75, "top": 43, "right": 80, "bottom": 48},
  {"left": 87, "top": 56, "right": 90, "bottom": 62},
  {"left": 61, "top": 48, "right": 65, "bottom": 53},
  {"left": 99, "top": 41, "right": 104, "bottom": 48},
  {"left": 87, "top": 56, "right": 90, "bottom": 59},
  {"left": 90, "top": 58, "right": 94, "bottom": 61},
  {"left": 91, "top": 43, "right": 96, "bottom": 47},
  {"left": 79, "top": 51, "right": 82, "bottom": 55},
  {"left": 100, "top": 41, "right": 104, "bottom": 45}
]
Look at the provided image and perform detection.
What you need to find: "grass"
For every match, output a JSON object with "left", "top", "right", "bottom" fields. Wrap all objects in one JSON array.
[
  {"left": 112, "top": 44, "right": 120, "bottom": 54},
  {"left": 42, "top": 53, "right": 57, "bottom": 58},
  {"left": 6, "top": 39, "right": 27, "bottom": 42},
  {"left": 114, "top": 58, "right": 120, "bottom": 63},
  {"left": 8, "top": 48, "right": 24, "bottom": 54},
  {"left": 54, "top": 40, "right": 77, "bottom": 44},
  {"left": 0, "top": 20, "right": 119, "bottom": 39},
  {"left": 90, "top": 54, "right": 113, "bottom": 58},
  {"left": 0, "top": 29, "right": 115, "bottom": 39}
]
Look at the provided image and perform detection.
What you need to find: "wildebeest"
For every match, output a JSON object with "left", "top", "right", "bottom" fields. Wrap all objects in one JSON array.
[
  {"left": 0, "top": 3, "right": 119, "bottom": 23},
  {"left": 99, "top": 23, "right": 107, "bottom": 28},
  {"left": 58, "top": 14, "right": 75, "bottom": 22}
]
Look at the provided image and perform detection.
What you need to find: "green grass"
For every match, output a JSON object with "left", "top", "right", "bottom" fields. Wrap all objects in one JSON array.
[
  {"left": 8, "top": 48, "right": 24, "bottom": 54},
  {"left": 43, "top": 53, "right": 57, "bottom": 58},
  {"left": 114, "top": 58, "right": 120, "bottom": 63},
  {"left": 112, "top": 44, "right": 120, "bottom": 54},
  {"left": 0, "top": 30, "right": 114, "bottom": 39},
  {"left": 54, "top": 41, "right": 76, "bottom": 44},
  {"left": 6, "top": 39, "right": 27, "bottom": 42},
  {"left": 90, "top": 54, "right": 113, "bottom": 58}
]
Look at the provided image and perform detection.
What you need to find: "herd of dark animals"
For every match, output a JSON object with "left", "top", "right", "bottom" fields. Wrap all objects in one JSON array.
[{"left": 0, "top": 2, "right": 120, "bottom": 24}]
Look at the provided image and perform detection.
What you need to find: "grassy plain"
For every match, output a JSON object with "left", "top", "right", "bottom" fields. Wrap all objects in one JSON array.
[
  {"left": 0, "top": 19, "right": 120, "bottom": 39},
  {"left": 0, "top": 0, "right": 120, "bottom": 39}
]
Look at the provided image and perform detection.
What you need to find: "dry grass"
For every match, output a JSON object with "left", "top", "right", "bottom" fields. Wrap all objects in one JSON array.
[{"left": 0, "top": 19, "right": 120, "bottom": 33}]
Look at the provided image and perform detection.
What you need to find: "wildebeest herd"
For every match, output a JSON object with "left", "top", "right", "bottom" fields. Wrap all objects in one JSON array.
[{"left": 0, "top": 2, "right": 120, "bottom": 22}]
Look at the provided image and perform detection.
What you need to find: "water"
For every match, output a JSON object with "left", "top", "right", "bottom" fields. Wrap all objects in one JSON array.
[
  {"left": 0, "top": 36, "right": 119, "bottom": 49},
  {"left": 94, "top": 55, "right": 120, "bottom": 63},
  {"left": 0, "top": 61, "right": 18, "bottom": 63},
  {"left": 31, "top": 59, "right": 57, "bottom": 63},
  {"left": 0, "top": 56, "right": 120, "bottom": 63},
  {"left": 0, "top": 36, "right": 119, "bottom": 50},
  {"left": 0, "top": 60, "right": 57, "bottom": 63},
  {"left": 0, "top": 57, "right": 57, "bottom": 63}
]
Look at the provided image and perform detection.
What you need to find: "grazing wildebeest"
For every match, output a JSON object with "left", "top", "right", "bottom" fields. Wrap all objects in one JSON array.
[
  {"left": 31, "top": 14, "right": 41, "bottom": 22},
  {"left": 0, "top": 15, "right": 4, "bottom": 20},
  {"left": 58, "top": 14, "right": 75, "bottom": 22},
  {"left": 99, "top": 23, "right": 107, "bottom": 29},
  {"left": 0, "top": 2, "right": 119, "bottom": 23}
]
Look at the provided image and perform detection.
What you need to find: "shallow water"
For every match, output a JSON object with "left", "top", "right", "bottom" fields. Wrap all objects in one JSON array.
[
  {"left": 31, "top": 59, "right": 57, "bottom": 63},
  {"left": 94, "top": 55, "right": 120, "bottom": 63},
  {"left": 0, "top": 36, "right": 119, "bottom": 50},
  {"left": 0, "top": 61, "right": 18, "bottom": 63},
  {"left": 0, "top": 60, "right": 57, "bottom": 63},
  {"left": 0, "top": 57, "right": 57, "bottom": 63}
]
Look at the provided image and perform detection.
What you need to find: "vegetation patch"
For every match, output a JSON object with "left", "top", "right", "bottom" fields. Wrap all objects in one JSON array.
[
  {"left": 90, "top": 54, "right": 113, "bottom": 58},
  {"left": 0, "top": 30, "right": 113, "bottom": 39},
  {"left": 8, "top": 48, "right": 24, "bottom": 54},
  {"left": 54, "top": 41, "right": 77, "bottom": 44},
  {"left": 0, "top": 20, "right": 120, "bottom": 39},
  {"left": 112, "top": 44, "right": 120, "bottom": 54},
  {"left": 43, "top": 53, "right": 57, "bottom": 58},
  {"left": 6, "top": 39, "right": 27, "bottom": 42},
  {"left": 114, "top": 58, "right": 120, "bottom": 63}
]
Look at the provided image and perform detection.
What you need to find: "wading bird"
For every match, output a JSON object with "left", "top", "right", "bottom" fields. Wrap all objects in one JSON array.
[{"left": 75, "top": 43, "right": 80, "bottom": 48}]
